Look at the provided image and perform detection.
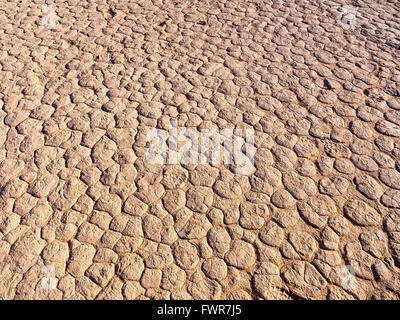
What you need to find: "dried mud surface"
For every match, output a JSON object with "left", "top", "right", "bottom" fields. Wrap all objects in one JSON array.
[{"left": 0, "top": 0, "right": 400, "bottom": 300}]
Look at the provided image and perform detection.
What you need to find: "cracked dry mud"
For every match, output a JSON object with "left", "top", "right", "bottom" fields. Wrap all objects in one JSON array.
[{"left": 0, "top": 0, "right": 400, "bottom": 300}]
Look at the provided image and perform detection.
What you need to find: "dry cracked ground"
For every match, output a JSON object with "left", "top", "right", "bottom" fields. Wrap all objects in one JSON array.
[{"left": 0, "top": 0, "right": 400, "bottom": 300}]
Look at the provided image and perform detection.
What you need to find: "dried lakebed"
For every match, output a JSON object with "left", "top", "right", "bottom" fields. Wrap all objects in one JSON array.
[{"left": 0, "top": 0, "right": 400, "bottom": 300}]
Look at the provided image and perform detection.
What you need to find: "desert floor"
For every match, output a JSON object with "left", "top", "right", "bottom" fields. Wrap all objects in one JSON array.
[{"left": 0, "top": 0, "right": 400, "bottom": 300}]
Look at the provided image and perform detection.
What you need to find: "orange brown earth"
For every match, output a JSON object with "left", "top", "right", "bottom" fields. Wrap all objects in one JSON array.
[{"left": 0, "top": 0, "right": 400, "bottom": 300}]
